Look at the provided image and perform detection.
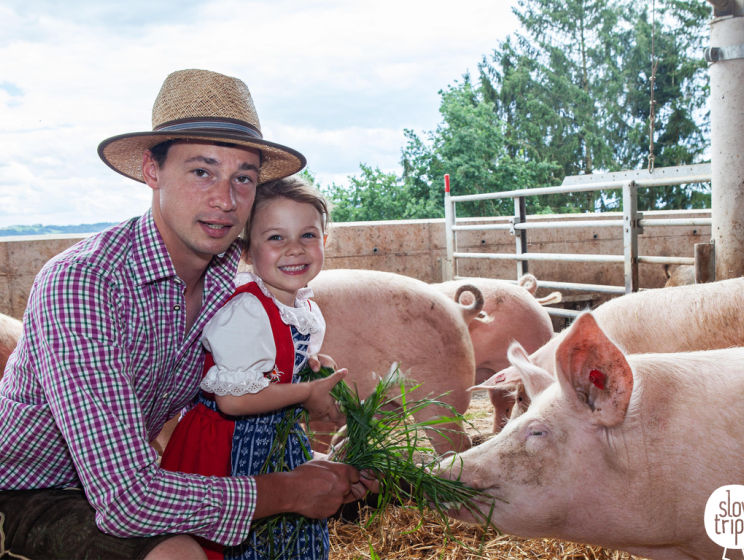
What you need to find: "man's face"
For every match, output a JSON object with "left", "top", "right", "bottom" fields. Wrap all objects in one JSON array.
[{"left": 143, "top": 141, "right": 261, "bottom": 268}]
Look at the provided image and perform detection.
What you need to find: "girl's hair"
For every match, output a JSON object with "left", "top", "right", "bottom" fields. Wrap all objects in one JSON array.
[{"left": 241, "top": 174, "right": 331, "bottom": 254}]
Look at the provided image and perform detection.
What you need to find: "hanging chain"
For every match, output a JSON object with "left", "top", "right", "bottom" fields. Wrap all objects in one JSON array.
[{"left": 648, "top": 0, "right": 658, "bottom": 173}]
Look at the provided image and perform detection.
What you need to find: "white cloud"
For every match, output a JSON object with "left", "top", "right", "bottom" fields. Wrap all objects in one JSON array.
[{"left": 0, "top": 0, "right": 518, "bottom": 226}]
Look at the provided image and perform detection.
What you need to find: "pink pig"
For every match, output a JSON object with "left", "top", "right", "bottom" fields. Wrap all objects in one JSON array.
[
  {"left": 432, "top": 275, "right": 557, "bottom": 431},
  {"left": 431, "top": 275, "right": 556, "bottom": 386},
  {"left": 310, "top": 269, "right": 484, "bottom": 454},
  {"left": 440, "top": 313, "right": 744, "bottom": 559},
  {"left": 477, "top": 277, "right": 744, "bottom": 430}
]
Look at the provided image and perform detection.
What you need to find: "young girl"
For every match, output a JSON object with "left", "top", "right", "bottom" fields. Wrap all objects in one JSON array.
[{"left": 161, "top": 175, "right": 342, "bottom": 560}]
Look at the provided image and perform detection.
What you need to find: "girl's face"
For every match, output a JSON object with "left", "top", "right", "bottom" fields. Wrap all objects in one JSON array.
[{"left": 247, "top": 197, "right": 325, "bottom": 306}]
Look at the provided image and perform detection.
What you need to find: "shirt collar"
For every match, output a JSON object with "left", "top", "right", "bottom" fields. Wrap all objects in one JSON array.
[{"left": 129, "top": 209, "right": 242, "bottom": 291}]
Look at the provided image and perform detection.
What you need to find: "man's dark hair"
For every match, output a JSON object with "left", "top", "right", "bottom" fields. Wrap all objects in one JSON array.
[
  {"left": 148, "top": 139, "right": 248, "bottom": 169},
  {"left": 149, "top": 140, "right": 175, "bottom": 168}
]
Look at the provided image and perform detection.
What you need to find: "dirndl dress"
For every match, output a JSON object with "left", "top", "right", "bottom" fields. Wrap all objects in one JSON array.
[{"left": 161, "top": 272, "right": 328, "bottom": 560}]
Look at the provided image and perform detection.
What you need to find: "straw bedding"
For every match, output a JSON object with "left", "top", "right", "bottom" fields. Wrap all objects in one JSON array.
[{"left": 327, "top": 394, "right": 649, "bottom": 560}]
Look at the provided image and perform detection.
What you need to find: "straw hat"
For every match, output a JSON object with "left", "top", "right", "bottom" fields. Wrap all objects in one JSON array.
[{"left": 98, "top": 69, "right": 306, "bottom": 184}]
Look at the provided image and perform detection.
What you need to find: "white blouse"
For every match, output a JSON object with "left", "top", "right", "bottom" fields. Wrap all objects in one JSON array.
[{"left": 200, "top": 272, "right": 326, "bottom": 397}]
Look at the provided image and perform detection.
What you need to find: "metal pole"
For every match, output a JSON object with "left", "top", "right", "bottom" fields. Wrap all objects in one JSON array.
[
  {"left": 512, "top": 196, "right": 528, "bottom": 277},
  {"left": 443, "top": 174, "right": 455, "bottom": 281},
  {"left": 623, "top": 181, "right": 640, "bottom": 293},
  {"left": 709, "top": 12, "right": 744, "bottom": 279}
]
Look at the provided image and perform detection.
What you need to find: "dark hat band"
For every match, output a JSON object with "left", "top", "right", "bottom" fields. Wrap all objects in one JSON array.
[{"left": 154, "top": 120, "right": 263, "bottom": 139}]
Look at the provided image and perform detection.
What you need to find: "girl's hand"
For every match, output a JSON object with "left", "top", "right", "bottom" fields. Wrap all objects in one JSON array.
[
  {"left": 303, "top": 368, "right": 347, "bottom": 422},
  {"left": 307, "top": 353, "right": 337, "bottom": 372}
]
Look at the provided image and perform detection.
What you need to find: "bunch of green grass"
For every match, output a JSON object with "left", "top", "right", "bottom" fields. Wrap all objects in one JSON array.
[
  {"left": 298, "top": 364, "right": 496, "bottom": 527},
  {"left": 249, "top": 365, "right": 496, "bottom": 559}
]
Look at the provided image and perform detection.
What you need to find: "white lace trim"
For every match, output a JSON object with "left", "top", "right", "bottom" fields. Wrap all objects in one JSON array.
[
  {"left": 200, "top": 366, "right": 271, "bottom": 396},
  {"left": 234, "top": 271, "right": 322, "bottom": 335}
]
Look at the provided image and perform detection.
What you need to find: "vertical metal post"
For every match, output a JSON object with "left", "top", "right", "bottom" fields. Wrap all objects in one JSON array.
[
  {"left": 443, "top": 174, "right": 455, "bottom": 281},
  {"left": 512, "top": 196, "right": 528, "bottom": 278},
  {"left": 694, "top": 241, "right": 716, "bottom": 284},
  {"left": 709, "top": 13, "right": 744, "bottom": 280},
  {"left": 622, "top": 181, "right": 640, "bottom": 293}
]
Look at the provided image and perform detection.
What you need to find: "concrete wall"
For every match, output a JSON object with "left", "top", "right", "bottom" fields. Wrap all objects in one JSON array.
[{"left": 0, "top": 210, "right": 710, "bottom": 320}]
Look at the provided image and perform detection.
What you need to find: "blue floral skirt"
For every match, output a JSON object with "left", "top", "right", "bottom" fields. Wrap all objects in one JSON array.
[{"left": 199, "top": 393, "right": 329, "bottom": 560}]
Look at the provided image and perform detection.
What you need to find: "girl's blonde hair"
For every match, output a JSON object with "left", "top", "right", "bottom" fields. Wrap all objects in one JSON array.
[{"left": 241, "top": 175, "right": 331, "bottom": 258}]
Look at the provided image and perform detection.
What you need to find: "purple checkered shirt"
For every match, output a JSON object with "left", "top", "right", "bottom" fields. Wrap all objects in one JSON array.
[{"left": 0, "top": 210, "right": 256, "bottom": 546}]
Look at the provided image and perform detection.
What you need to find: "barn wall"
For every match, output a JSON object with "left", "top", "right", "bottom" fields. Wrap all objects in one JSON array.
[{"left": 0, "top": 210, "right": 710, "bottom": 319}]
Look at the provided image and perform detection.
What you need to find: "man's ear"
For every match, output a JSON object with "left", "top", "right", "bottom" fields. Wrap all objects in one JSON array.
[
  {"left": 554, "top": 313, "right": 633, "bottom": 427},
  {"left": 141, "top": 150, "right": 159, "bottom": 190},
  {"left": 506, "top": 342, "right": 554, "bottom": 400}
]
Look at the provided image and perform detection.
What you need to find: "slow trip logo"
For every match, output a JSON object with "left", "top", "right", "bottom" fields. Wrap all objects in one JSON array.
[{"left": 706, "top": 485, "right": 744, "bottom": 559}]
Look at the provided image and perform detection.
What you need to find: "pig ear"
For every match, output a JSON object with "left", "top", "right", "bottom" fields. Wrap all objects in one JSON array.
[
  {"left": 506, "top": 342, "right": 554, "bottom": 399},
  {"left": 554, "top": 313, "right": 633, "bottom": 426}
]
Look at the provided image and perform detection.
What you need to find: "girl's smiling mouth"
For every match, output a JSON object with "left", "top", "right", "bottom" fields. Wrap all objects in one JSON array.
[{"left": 279, "top": 264, "right": 310, "bottom": 274}]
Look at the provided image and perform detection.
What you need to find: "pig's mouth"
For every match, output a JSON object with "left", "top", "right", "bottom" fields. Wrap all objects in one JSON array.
[
  {"left": 442, "top": 494, "right": 502, "bottom": 526},
  {"left": 435, "top": 488, "right": 504, "bottom": 526}
]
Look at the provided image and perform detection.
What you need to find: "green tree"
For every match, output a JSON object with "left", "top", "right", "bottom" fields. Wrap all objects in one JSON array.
[
  {"left": 479, "top": 0, "right": 710, "bottom": 212},
  {"left": 327, "top": 0, "right": 710, "bottom": 222},
  {"left": 323, "top": 164, "right": 440, "bottom": 222},
  {"left": 401, "top": 77, "right": 558, "bottom": 218}
]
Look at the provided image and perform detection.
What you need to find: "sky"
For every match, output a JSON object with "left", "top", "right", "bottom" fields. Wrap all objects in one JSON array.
[{"left": 0, "top": 0, "right": 520, "bottom": 227}]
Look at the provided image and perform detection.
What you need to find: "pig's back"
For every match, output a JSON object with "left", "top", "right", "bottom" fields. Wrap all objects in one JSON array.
[
  {"left": 310, "top": 270, "right": 475, "bottom": 398},
  {"left": 594, "top": 278, "right": 744, "bottom": 354}
]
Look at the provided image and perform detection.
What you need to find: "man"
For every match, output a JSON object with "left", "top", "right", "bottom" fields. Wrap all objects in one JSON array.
[{"left": 0, "top": 69, "right": 373, "bottom": 559}]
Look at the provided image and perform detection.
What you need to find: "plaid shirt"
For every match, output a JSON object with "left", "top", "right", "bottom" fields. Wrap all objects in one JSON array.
[{"left": 0, "top": 210, "right": 256, "bottom": 546}]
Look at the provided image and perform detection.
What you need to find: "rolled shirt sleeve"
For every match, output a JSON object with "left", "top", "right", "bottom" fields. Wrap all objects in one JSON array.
[{"left": 31, "top": 263, "right": 256, "bottom": 545}]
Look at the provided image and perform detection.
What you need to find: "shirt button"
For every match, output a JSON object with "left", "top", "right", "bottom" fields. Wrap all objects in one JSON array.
[
  {"left": 162, "top": 392, "right": 170, "bottom": 400},
  {"left": 173, "top": 305, "right": 181, "bottom": 311}
]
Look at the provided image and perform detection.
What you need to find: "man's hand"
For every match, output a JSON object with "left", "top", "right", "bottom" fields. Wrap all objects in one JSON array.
[
  {"left": 302, "top": 369, "right": 346, "bottom": 423},
  {"left": 253, "top": 460, "right": 376, "bottom": 520}
]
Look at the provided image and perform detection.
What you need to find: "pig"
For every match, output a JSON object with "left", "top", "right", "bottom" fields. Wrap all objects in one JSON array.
[
  {"left": 664, "top": 264, "right": 695, "bottom": 287},
  {"left": 431, "top": 275, "right": 556, "bottom": 386},
  {"left": 477, "top": 277, "right": 744, "bottom": 430},
  {"left": 440, "top": 313, "right": 744, "bottom": 560},
  {"left": 309, "top": 269, "right": 484, "bottom": 454},
  {"left": 432, "top": 275, "right": 556, "bottom": 432},
  {"left": 0, "top": 313, "right": 22, "bottom": 380}
]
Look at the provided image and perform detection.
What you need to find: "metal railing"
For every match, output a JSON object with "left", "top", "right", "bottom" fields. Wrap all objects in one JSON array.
[{"left": 443, "top": 164, "right": 712, "bottom": 315}]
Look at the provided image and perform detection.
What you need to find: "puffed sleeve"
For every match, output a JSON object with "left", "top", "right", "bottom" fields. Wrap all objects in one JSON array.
[
  {"left": 307, "top": 300, "right": 326, "bottom": 356},
  {"left": 200, "top": 293, "right": 276, "bottom": 396}
]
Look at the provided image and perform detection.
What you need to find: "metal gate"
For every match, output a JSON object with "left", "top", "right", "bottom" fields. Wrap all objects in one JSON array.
[{"left": 443, "top": 164, "right": 713, "bottom": 316}]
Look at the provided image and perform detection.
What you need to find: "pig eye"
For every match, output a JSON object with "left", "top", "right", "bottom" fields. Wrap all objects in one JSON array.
[{"left": 528, "top": 429, "right": 546, "bottom": 437}]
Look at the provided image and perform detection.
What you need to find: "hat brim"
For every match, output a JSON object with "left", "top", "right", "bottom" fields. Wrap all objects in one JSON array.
[{"left": 98, "top": 130, "right": 306, "bottom": 185}]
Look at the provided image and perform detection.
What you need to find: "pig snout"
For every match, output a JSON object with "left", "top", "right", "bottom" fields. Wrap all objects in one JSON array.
[{"left": 435, "top": 452, "right": 499, "bottom": 525}]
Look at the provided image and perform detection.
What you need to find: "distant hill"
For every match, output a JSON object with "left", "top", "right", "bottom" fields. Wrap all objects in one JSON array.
[{"left": 0, "top": 223, "right": 118, "bottom": 237}]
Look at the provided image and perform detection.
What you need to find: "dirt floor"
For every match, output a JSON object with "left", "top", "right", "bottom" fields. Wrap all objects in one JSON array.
[{"left": 327, "top": 393, "right": 649, "bottom": 560}]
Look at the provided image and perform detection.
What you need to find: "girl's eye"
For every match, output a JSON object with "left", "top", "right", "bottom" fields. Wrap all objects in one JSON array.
[
  {"left": 268, "top": 235, "right": 283, "bottom": 241},
  {"left": 236, "top": 175, "right": 253, "bottom": 185},
  {"left": 302, "top": 232, "right": 317, "bottom": 238}
]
